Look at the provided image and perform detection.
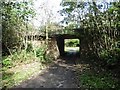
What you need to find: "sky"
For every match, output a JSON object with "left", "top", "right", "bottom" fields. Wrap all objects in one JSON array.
[
  {"left": 31, "top": 0, "right": 119, "bottom": 27},
  {"left": 6, "top": 0, "right": 119, "bottom": 28},
  {"left": 32, "top": 0, "right": 63, "bottom": 27}
]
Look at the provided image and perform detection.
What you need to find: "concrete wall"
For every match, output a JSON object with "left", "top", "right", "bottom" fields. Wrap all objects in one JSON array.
[{"left": 47, "top": 38, "right": 60, "bottom": 59}]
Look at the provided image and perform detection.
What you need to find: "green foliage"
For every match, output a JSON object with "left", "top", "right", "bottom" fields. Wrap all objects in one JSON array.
[
  {"left": 80, "top": 72, "right": 118, "bottom": 88},
  {"left": 60, "top": 1, "right": 120, "bottom": 66},
  {"left": 2, "top": 50, "right": 37, "bottom": 69},
  {"left": 36, "top": 48, "right": 45, "bottom": 60},
  {"left": 2, "top": 0, "right": 36, "bottom": 55},
  {"left": 35, "top": 47, "right": 52, "bottom": 63},
  {"left": 2, "top": 58, "right": 13, "bottom": 68},
  {"left": 65, "top": 39, "right": 79, "bottom": 47},
  {"left": 2, "top": 44, "right": 54, "bottom": 88},
  {"left": 26, "top": 42, "right": 33, "bottom": 52},
  {"left": 99, "top": 42, "right": 120, "bottom": 65},
  {"left": 99, "top": 47, "right": 120, "bottom": 65},
  {"left": 2, "top": 59, "right": 44, "bottom": 89},
  {"left": 2, "top": 45, "right": 54, "bottom": 88},
  {"left": 2, "top": 45, "right": 53, "bottom": 70}
]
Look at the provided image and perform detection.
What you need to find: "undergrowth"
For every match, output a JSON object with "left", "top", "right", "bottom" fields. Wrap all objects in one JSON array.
[
  {"left": 79, "top": 71, "right": 119, "bottom": 88},
  {"left": 77, "top": 58, "right": 120, "bottom": 88},
  {"left": 2, "top": 45, "right": 53, "bottom": 89}
]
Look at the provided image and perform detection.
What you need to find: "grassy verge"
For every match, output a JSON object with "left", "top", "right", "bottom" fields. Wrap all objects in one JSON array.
[
  {"left": 79, "top": 70, "right": 119, "bottom": 88},
  {"left": 2, "top": 48, "right": 52, "bottom": 89},
  {"left": 75, "top": 59, "right": 119, "bottom": 88},
  {"left": 2, "top": 61, "right": 46, "bottom": 88}
]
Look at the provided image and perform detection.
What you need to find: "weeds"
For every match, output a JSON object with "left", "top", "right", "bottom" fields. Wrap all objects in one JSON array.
[
  {"left": 79, "top": 71, "right": 119, "bottom": 88},
  {"left": 2, "top": 44, "right": 53, "bottom": 89}
]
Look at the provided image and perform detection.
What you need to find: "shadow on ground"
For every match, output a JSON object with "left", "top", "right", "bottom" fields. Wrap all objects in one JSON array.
[
  {"left": 9, "top": 51, "right": 120, "bottom": 89},
  {"left": 10, "top": 56, "right": 81, "bottom": 88}
]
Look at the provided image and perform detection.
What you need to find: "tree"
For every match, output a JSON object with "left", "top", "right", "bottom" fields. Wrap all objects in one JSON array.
[
  {"left": 2, "top": 0, "right": 36, "bottom": 55},
  {"left": 59, "top": 0, "right": 120, "bottom": 63}
]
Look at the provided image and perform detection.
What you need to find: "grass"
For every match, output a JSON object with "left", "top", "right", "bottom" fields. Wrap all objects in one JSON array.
[
  {"left": 79, "top": 71, "right": 119, "bottom": 88},
  {"left": 76, "top": 59, "right": 120, "bottom": 88},
  {"left": 64, "top": 47, "right": 79, "bottom": 52},
  {"left": 2, "top": 49, "right": 51, "bottom": 89},
  {"left": 2, "top": 62, "right": 46, "bottom": 88}
]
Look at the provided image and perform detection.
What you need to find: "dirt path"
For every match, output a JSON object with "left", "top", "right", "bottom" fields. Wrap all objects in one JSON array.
[{"left": 14, "top": 57, "right": 80, "bottom": 88}]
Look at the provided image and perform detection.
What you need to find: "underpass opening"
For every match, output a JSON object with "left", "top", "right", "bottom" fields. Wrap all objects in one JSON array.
[
  {"left": 64, "top": 39, "right": 80, "bottom": 57},
  {"left": 56, "top": 34, "right": 80, "bottom": 58}
]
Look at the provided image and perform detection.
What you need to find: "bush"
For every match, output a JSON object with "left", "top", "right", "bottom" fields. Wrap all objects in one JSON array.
[
  {"left": 36, "top": 47, "right": 44, "bottom": 57},
  {"left": 80, "top": 71, "right": 118, "bottom": 88},
  {"left": 26, "top": 42, "right": 33, "bottom": 52},
  {"left": 65, "top": 39, "right": 79, "bottom": 47},
  {"left": 99, "top": 48, "right": 120, "bottom": 65},
  {"left": 35, "top": 47, "right": 46, "bottom": 62},
  {"left": 2, "top": 58, "right": 13, "bottom": 68},
  {"left": 35, "top": 46, "right": 53, "bottom": 63}
]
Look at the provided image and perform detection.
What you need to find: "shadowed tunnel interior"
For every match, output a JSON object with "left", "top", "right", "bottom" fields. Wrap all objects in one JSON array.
[{"left": 56, "top": 34, "right": 80, "bottom": 57}]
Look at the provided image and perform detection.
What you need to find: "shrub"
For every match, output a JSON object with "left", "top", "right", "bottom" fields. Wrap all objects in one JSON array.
[
  {"left": 35, "top": 46, "right": 53, "bottom": 63},
  {"left": 26, "top": 42, "right": 33, "bottom": 52},
  {"left": 2, "top": 58, "right": 13, "bottom": 68},
  {"left": 35, "top": 47, "right": 46, "bottom": 62},
  {"left": 80, "top": 72, "right": 118, "bottom": 88},
  {"left": 36, "top": 48, "right": 44, "bottom": 58},
  {"left": 65, "top": 39, "right": 79, "bottom": 47},
  {"left": 99, "top": 48, "right": 120, "bottom": 66}
]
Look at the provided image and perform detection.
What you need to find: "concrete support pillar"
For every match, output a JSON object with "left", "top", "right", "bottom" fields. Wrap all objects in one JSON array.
[{"left": 56, "top": 35, "right": 64, "bottom": 56}]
